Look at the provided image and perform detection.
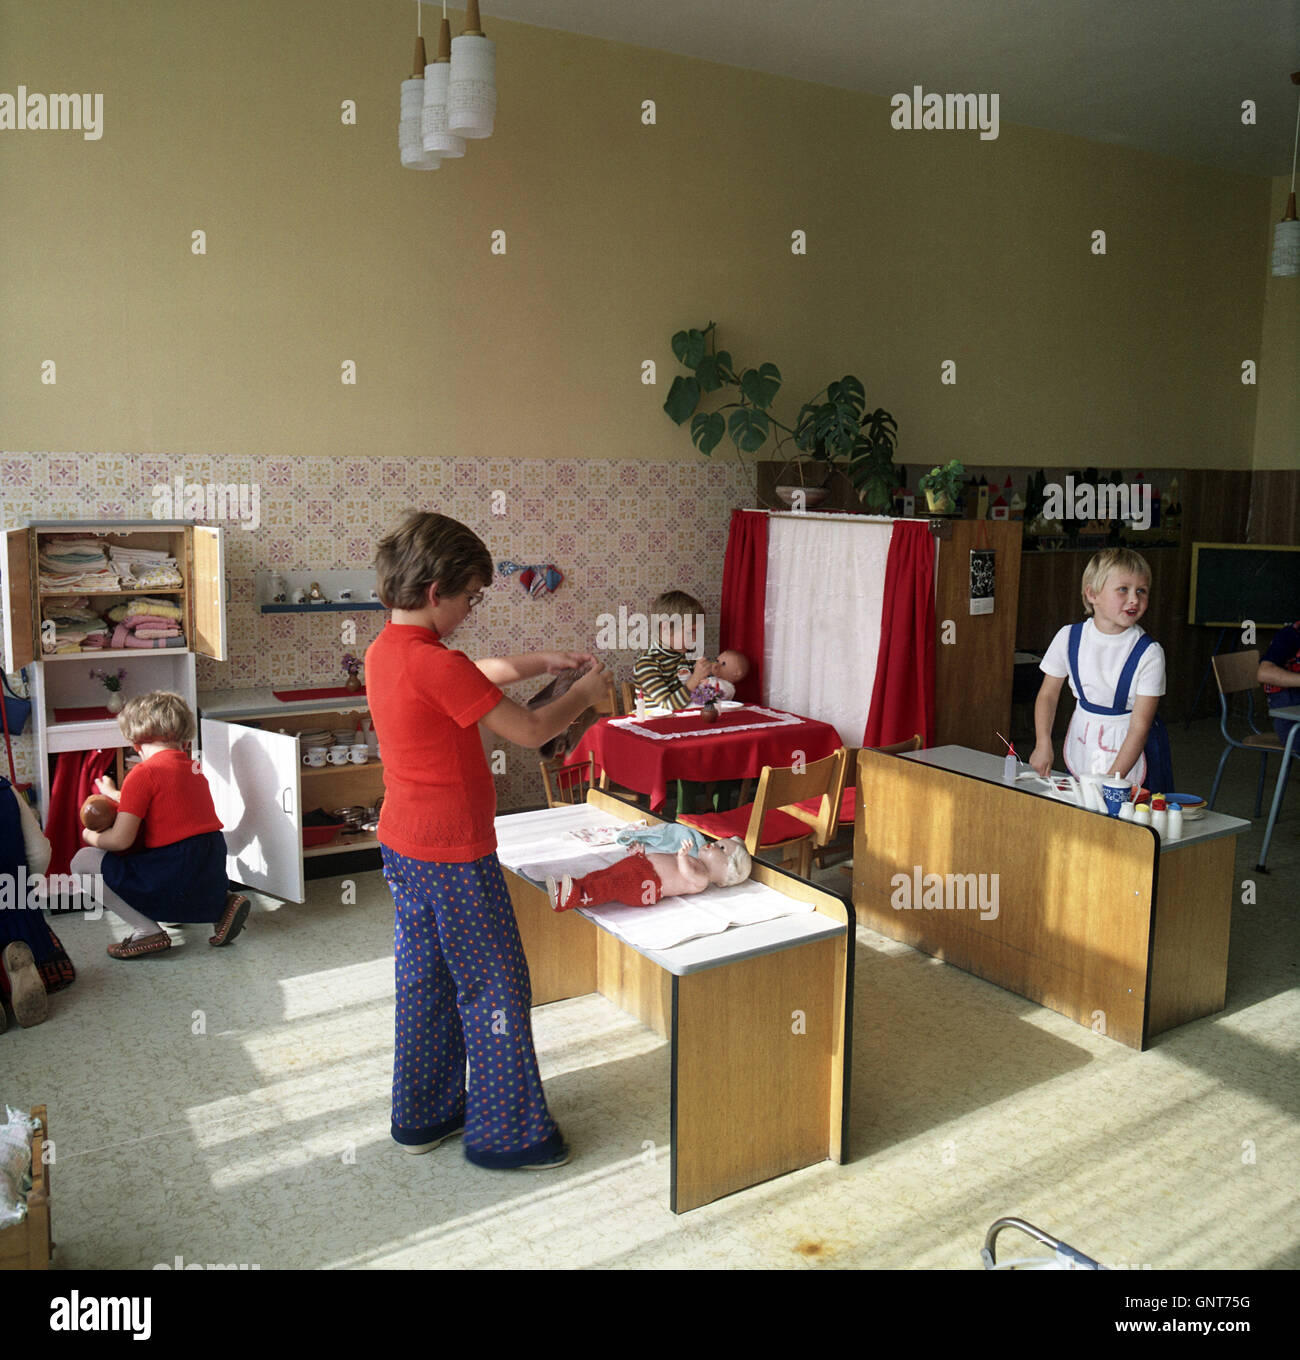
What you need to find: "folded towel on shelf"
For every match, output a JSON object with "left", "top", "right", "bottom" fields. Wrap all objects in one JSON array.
[
  {"left": 121, "top": 635, "right": 185, "bottom": 649},
  {"left": 106, "top": 598, "right": 183, "bottom": 622}
]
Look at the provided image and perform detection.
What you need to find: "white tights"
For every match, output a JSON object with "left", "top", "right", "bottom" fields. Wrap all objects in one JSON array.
[{"left": 69, "top": 847, "right": 161, "bottom": 937}]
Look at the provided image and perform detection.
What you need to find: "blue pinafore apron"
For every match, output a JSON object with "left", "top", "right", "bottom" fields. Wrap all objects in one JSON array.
[{"left": 1064, "top": 623, "right": 1173, "bottom": 789}]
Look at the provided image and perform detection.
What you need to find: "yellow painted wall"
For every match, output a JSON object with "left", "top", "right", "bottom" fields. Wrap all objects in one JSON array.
[
  {"left": 0, "top": 0, "right": 1279, "bottom": 469},
  {"left": 1252, "top": 177, "right": 1300, "bottom": 471}
]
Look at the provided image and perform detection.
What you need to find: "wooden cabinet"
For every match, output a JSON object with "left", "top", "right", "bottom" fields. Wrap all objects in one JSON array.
[
  {"left": 198, "top": 691, "right": 384, "bottom": 904},
  {"left": 2, "top": 520, "right": 226, "bottom": 821}
]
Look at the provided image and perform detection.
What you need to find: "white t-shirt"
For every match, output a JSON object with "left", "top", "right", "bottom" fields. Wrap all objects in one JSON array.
[{"left": 1040, "top": 619, "right": 1165, "bottom": 711}]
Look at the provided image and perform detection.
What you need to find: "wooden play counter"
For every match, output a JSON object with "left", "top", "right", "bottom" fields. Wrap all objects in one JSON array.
[
  {"left": 852, "top": 746, "right": 1249, "bottom": 1050},
  {"left": 496, "top": 790, "right": 853, "bottom": 1213}
]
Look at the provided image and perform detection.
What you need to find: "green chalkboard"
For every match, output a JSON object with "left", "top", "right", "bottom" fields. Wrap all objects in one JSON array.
[{"left": 1189, "top": 543, "right": 1300, "bottom": 627}]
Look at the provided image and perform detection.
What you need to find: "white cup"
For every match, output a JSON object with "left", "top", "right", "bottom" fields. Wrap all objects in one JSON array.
[
  {"left": 349, "top": 745, "right": 369, "bottom": 764},
  {"left": 303, "top": 749, "right": 326, "bottom": 768},
  {"left": 337, "top": 588, "right": 353, "bottom": 602},
  {"left": 328, "top": 745, "right": 349, "bottom": 765},
  {"left": 368, "top": 588, "right": 380, "bottom": 601}
]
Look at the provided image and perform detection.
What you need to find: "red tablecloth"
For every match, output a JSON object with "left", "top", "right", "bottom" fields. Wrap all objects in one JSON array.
[{"left": 569, "top": 706, "right": 843, "bottom": 811}]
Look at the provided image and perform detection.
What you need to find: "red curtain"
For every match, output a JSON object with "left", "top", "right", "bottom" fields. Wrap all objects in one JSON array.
[
  {"left": 719, "top": 509, "right": 767, "bottom": 705},
  {"left": 864, "top": 520, "right": 935, "bottom": 748},
  {"left": 46, "top": 748, "right": 117, "bottom": 877}
]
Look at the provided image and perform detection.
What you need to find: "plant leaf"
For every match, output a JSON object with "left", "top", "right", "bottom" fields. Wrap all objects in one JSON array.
[
  {"left": 728, "top": 407, "right": 771, "bottom": 454},
  {"left": 739, "top": 363, "right": 781, "bottom": 411},
  {"left": 663, "top": 375, "right": 701, "bottom": 425},
  {"left": 691, "top": 411, "right": 725, "bottom": 455},
  {"left": 696, "top": 354, "right": 725, "bottom": 393},
  {"left": 671, "top": 328, "right": 708, "bottom": 369}
]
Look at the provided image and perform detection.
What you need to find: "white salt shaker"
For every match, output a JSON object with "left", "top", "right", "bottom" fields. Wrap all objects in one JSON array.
[
  {"left": 1165, "top": 802, "right": 1183, "bottom": 841},
  {"left": 1133, "top": 802, "right": 1152, "bottom": 826}
]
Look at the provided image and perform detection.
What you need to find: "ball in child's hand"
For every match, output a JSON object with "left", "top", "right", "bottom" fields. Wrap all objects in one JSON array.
[{"left": 80, "top": 794, "right": 117, "bottom": 831}]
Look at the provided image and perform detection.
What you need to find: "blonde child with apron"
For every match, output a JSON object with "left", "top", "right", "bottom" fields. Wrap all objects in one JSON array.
[{"left": 1062, "top": 621, "right": 1159, "bottom": 784}]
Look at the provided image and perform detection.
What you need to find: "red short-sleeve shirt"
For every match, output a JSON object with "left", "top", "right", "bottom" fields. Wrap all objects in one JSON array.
[
  {"left": 117, "top": 748, "right": 224, "bottom": 849},
  {"left": 364, "top": 623, "right": 503, "bottom": 862}
]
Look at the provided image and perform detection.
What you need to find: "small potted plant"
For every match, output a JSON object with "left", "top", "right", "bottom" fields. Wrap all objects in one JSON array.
[
  {"left": 90, "top": 666, "right": 128, "bottom": 714},
  {"left": 918, "top": 460, "right": 966, "bottom": 515},
  {"left": 341, "top": 654, "right": 362, "bottom": 693}
]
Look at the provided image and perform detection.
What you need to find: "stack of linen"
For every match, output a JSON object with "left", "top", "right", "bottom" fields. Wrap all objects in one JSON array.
[
  {"left": 40, "top": 601, "right": 112, "bottom": 653},
  {"left": 107, "top": 544, "right": 183, "bottom": 590},
  {"left": 37, "top": 537, "right": 122, "bottom": 593},
  {"left": 104, "top": 598, "right": 186, "bottom": 649}
]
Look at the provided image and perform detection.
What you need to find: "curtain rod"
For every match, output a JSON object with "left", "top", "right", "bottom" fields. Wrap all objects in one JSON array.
[{"left": 740, "top": 509, "right": 930, "bottom": 526}]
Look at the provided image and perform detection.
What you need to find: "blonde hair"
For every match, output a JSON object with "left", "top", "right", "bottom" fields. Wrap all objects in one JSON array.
[
  {"left": 1081, "top": 548, "right": 1151, "bottom": 616},
  {"left": 716, "top": 837, "right": 752, "bottom": 886},
  {"left": 117, "top": 691, "right": 195, "bottom": 746},
  {"left": 374, "top": 511, "right": 493, "bottom": 611}
]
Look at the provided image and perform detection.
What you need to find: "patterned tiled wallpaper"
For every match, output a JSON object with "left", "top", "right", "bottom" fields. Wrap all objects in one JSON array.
[{"left": 2, "top": 451, "right": 752, "bottom": 810}]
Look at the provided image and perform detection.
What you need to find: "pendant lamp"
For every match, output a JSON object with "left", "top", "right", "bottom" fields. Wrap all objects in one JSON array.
[
  {"left": 448, "top": 0, "right": 496, "bottom": 140},
  {"left": 399, "top": 25, "right": 440, "bottom": 169},
  {"left": 423, "top": 11, "right": 466, "bottom": 159},
  {"left": 1269, "top": 72, "right": 1300, "bottom": 277}
]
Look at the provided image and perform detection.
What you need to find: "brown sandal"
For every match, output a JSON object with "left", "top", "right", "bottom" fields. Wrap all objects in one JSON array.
[
  {"left": 210, "top": 893, "right": 250, "bottom": 947},
  {"left": 3, "top": 942, "right": 49, "bottom": 1027},
  {"left": 107, "top": 931, "right": 172, "bottom": 960}
]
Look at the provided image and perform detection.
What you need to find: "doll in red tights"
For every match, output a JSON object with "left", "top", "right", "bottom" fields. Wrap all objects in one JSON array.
[{"left": 547, "top": 837, "right": 751, "bottom": 912}]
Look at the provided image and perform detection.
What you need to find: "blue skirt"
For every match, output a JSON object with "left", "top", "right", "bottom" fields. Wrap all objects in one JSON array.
[{"left": 99, "top": 830, "right": 230, "bottom": 922}]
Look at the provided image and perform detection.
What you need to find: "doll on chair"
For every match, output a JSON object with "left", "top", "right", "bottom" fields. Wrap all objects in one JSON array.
[{"left": 547, "top": 837, "right": 751, "bottom": 912}]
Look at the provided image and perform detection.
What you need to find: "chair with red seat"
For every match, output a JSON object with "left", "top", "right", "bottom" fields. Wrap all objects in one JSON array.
[
  {"left": 676, "top": 747, "right": 848, "bottom": 878},
  {"left": 802, "top": 734, "right": 923, "bottom": 869}
]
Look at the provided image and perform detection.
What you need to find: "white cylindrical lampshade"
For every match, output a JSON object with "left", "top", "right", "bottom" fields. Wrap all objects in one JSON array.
[
  {"left": 1270, "top": 195, "right": 1299, "bottom": 277},
  {"left": 447, "top": 34, "right": 496, "bottom": 139},
  {"left": 399, "top": 77, "right": 440, "bottom": 169},
  {"left": 422, "top": 61, "right": 466, "bottom": 158}
]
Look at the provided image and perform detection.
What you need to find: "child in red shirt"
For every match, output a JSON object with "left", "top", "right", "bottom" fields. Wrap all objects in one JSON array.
[
  {"left": 70, "top": 692, "right": 247, "bottom": 959},
  {"left": 367, "top": 510, "right": 609, "bottom": 1170}
]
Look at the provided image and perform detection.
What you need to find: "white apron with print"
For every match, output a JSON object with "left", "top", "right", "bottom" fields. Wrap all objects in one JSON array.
[{"left": 1062, "top": 708, "right": 1145, "bottom": 786}]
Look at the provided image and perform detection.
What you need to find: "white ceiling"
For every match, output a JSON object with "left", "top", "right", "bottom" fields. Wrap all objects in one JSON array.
[{"left": 435, "top": 0, "right": 1300, "bottom": 178}]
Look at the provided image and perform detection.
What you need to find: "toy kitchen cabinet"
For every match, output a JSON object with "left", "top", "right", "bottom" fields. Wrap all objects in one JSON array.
[
  {"left": 197, "top": 690, "right": 384, "bottom": 904},
  {"left": 2, "top": 520, "right": 225, "bottom": 822}
]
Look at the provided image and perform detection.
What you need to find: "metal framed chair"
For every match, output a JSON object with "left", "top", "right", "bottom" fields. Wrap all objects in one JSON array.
[
  {"left": 677, "top": 747, "right": 849, "bottom": 878},
  {"left": 1208, "top": 651, "right": 1286, "bottom": 815}
]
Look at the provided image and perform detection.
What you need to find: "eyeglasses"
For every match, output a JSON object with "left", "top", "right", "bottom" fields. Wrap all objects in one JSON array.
[{"left": 465, "top": 591, "right": 485, "bottom": 609}]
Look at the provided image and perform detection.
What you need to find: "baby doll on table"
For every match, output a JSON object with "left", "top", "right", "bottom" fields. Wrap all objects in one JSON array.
[
  {"left": 547, "top": 835, "right": 751, "bottom": 912},
  {"left": 676, "top": 649, "right": 750, "bottom": 706}
]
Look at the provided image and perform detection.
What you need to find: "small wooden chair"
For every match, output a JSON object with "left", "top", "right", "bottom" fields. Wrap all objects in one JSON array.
[
  {"left": 540, "top": 754, "right": 596, "bottom": 808},
  {"left": 1208, "top": 651, "right": 1287, "bottom": 815},
  {"left": 796, "top": 734, "right": 922, "bottom": 868},
  {"left": 677, "top": 747, "right": 849, "bottom": 878},
  {"left": 620, "top": 680, "right": 637, "bottom": 715}
]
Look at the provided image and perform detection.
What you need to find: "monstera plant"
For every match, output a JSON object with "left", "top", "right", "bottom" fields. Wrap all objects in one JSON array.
[{"left": 663, "top": 322, "right": 900, "bottom": 512}]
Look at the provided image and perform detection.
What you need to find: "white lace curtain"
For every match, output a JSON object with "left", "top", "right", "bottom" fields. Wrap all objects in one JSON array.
[{"left": 763, "top": 515, "right": 895, "bottom": 745}]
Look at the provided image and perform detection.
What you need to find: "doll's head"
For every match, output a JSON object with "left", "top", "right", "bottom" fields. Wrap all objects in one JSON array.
[
  {"left": 713, "top": 650, "right": 750, "bottom": 683},
  {"left": 698, "top": 836, "right": 752, "bottom": 887},
  {"left": 117, "top": 691, "right": 195, "bottom": 748}
]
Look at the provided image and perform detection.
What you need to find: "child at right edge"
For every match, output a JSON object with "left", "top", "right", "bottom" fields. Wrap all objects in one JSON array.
[{"left": 1030, "top": 548, "right": 1165, "bottom": 785}]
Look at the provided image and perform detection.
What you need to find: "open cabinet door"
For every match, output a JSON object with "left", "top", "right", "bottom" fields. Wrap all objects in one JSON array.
[
  {"left": 191, "top": 525, "right": 227, "bottom": 661},
  {"left": 3, "top": 528, "right": 36, "bottom": 672},
  {"left": 200, "top": 718, "right": 305, "bottom": 903}
]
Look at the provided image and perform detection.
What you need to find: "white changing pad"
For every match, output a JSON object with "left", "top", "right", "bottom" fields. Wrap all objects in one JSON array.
[{"left": 495, "top": 805, "right": 817, "bottom": 953}]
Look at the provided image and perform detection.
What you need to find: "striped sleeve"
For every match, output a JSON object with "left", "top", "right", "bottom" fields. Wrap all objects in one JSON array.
[{"left": 633, "top": 649, "right": 692, "bottom": 710}]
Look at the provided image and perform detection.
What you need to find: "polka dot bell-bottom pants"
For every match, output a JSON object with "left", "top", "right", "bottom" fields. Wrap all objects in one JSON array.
[{"left": 381, "top": 846, "right": 565, "bottom": 1168}]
